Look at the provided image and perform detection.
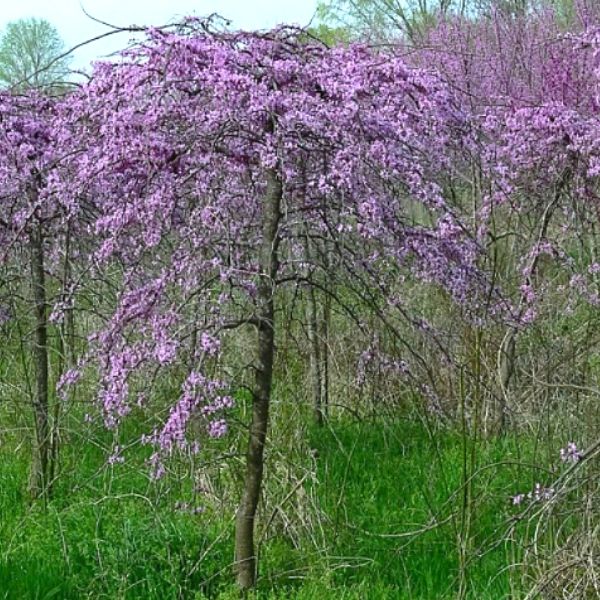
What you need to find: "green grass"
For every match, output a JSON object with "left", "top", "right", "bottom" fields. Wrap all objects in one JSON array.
[
  {"left": 0, "top": 412, "right": 551, "bottom": 599},
  {"left": 305, "top": 421, "right": 537, "bottom": 599}
]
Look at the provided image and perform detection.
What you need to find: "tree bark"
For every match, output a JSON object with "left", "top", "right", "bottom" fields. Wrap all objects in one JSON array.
[
  {"left": 306, "top": 286, "right": 324, "bottom": 425},
  {"left": 28, "top": 222, "right": 50, "bottom": 501},
  {"left": 234, "top": 167, "right": 282, "bottom": 590},
  {"left": 319, "top": 247, "right": 331, "bottom": 419},
  {"left": 49, "top": 225, "right": 75, "bottom": 495},
  {"left": 492, "top": 179, "right": 565, "bottom": 435},
  {"left": 303, "top": 228, "right": 330, "bottom": 425}
]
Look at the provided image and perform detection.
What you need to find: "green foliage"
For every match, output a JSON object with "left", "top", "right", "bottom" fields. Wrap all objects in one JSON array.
[
  {"left": 0, "top": 18, "right": 71, "bottom": 90},
  {"left": 0, "top": 403, "right": 551, "bottom": 598},
  {"left": 307, "top": 22, "right": 352, "bottom": 46}
]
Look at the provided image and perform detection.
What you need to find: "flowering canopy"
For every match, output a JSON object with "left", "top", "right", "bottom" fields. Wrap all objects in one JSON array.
[
  {"left": 41, "top": 24, "right": 482, "bottom": 462},
  {"left": 5, "top": 13, "right": 600, "bottom": 463}
]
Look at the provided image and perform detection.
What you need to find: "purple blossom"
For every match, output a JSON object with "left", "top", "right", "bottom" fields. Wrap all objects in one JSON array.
[
  {"left": 199, "top": 332, "right": 220, "bottom": 356},
  {"left": 207, "top": 419, "right": 228, "bottom": 438},
  {"left": 511, "top": 483, "right": 555, "bottom": 507},
  {"left": 560, "top": 442, "right": 583, "bottom": 464},
  {"left": 512, "top": 493, "right": 526, "bottom": 506},
  {"left": 531, "top": 483, "right": 555, "bottom": 502},
  {"left": 107, "top": 446, "right": 125, "bottom": 465},
  {"left": 0, "top": 304, "right": 11, "bottom": 326}
]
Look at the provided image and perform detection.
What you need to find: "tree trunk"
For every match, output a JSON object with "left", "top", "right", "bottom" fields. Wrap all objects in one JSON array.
[
  {"left": 49, "top": 225, "right": 75, "bottom": 495},
  {"left": 495, "top": 328, "right": 515, "bottom": 434},
  {"left": 303, "top": 229, "right": 330, "bottom": 425},
  {"left": 306, "top": 286, "right": 324, "bottom": 425},
  {"left": 29, "top": 222, "right": 50, "bottom": 501},
  {"left": 319, "top": 248, "right": 331, "bottom": 419},
  {"left": 234, "top": 167, "right": 282, "bottom": 590},
  {"left": 491, "top": 184, "right": 563, "bottom": 435}
]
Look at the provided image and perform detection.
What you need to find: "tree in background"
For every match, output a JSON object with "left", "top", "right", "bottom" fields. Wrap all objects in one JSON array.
[
  {"left": 0, "top": 17, "right": 71, "bottom": 91},
  {"left": 314, "top": 0, "right": 582, "bottom": 43},
  {"left": 315, "top": 0, "right": 468, "bottom": 42},
  {"left": 0, "top": 92, "right": 82, "bottom": 500}
]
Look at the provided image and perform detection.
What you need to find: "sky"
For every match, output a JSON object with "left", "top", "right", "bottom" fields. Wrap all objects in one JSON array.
[{"left": 0, "top": 1, "right": 321, "bottom": 71}]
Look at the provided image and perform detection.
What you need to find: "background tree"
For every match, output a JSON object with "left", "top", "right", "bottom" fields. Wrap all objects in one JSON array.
[
  {"left": 315, "top": 0, "right": 468, "bottom": 42},
  {"left": 315, "top": 0, "right": 581, "bottom": 43},
  {"left": 0, "top": 17, "right": 71, "bottom": 91},
  {"left": 0, "top": 92, "right": 82, "bottom": 500}
]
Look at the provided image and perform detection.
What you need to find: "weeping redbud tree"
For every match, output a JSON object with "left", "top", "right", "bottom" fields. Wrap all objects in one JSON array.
[{"left": 62, "top": 21, "right": 485, "bottom": 588}]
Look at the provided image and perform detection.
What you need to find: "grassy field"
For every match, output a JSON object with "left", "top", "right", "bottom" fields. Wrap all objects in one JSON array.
[{"left": 0, "top": 408, "right": 556, "bottom": 599}]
